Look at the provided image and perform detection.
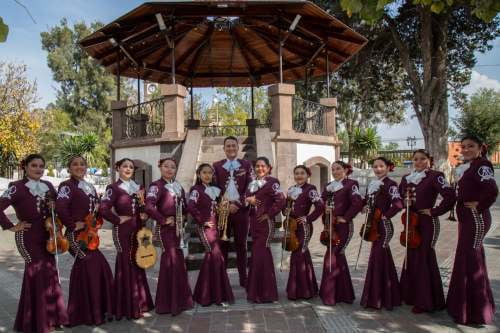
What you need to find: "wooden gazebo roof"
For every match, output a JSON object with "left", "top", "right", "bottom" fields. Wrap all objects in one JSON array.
[{"left": 80, "top": 0, "right": 367, "bottom": 87}]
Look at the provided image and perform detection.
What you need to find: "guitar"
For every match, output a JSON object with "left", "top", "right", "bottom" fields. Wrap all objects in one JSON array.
[{"left": 132, "top": 189, "right": 157, "bottom": 269}]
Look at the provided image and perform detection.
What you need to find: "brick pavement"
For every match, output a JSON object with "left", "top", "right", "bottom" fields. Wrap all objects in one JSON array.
[{"left": 0, "top": 204, "right": 499, "bottom": 333}]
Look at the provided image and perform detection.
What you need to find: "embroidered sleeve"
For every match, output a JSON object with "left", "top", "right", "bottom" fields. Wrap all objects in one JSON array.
[
  {"left": 0, "top": 184, "right": 17, "bottom": 230},
  {"left": 351, "top": 184, "right": 361, "bottom": 197},
  {"left": 189, "top": 189, "right": 199, "bottom": 203},
  {"left": 475, "top": 162, "right": 498, "bottom": 212},
  {"left": 186, "top": 188, "right": 203, "bottom": 225},
  {"left": 430, "top": 172, "right": 456, "bottom": 217},
  {"left": 98, "top": 185, "right": 120, "bottom": 225},
  {"left": 306, "top": 187, "right": 325, "bottom": 223},
  {"left": 55, "top": 183, "right": 75, "bottom": 230},
  {"left": 389, "top": 185, "right": 401, "bottom": 200},
  {"left": 144, "top": 183, "right": 166, "bottom": 225},
  {"left": 146, "top": 185, "right": 159, "bottom": 199}
]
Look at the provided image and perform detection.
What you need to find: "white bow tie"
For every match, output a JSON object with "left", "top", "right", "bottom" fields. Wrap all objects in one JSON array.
[
  {"left": 78, "top": 180, "right": 96, "bottom": 196},
  {"left": 25, "top": 179, "right": 49, "bottom": 198},
  {"left": 119, "top": 179, "right": 140, "bottom": 195},
  {"left": 165, "top": 180, "right": 183, "bottom": 197},
  {"left": 204, "top": 186, "right": 221, "bottom": 201},
  {"left": 367, "top": 179, "right": 384, "bottom": 195},
  {"left": 406, "top": 170, "right": 427, "bottom": 185},
  {"left": 287, "top": 185, "right": 303, "bottom": 200},
  {"left": 455, "top": 162, "right": 470, "bottom": 181},
  {"left": 249, "top": 178, "right": 266, "bottom": 193},
  {"left": 223, "top": 159, "right": 241, "bottom": 172},
  {"left": 326, "top": 180, "right": 343, "bottom": 193}
]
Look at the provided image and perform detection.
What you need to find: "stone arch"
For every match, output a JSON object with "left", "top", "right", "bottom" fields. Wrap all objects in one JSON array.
[
  {"left": 303, "top": 156, "right": 331, "bottom": 191},
  {"left": 133, "top": 159, "right": 153, "bottom": 187}
]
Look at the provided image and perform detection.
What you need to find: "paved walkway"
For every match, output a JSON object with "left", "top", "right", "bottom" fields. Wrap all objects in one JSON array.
[{"left": 0, "top": 203, "right": 499, "bottom": 332}]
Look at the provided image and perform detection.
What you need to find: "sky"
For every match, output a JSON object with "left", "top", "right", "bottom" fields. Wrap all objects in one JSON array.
[{"left": 1, "top": 0, "right": 499, "bottom": 147}]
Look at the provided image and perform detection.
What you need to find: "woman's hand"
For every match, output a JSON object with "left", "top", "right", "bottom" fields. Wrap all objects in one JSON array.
[
  {"left": 418, "top": 209, "right": 431, "bottom": 216},
  {"left": 9, "top": 221, "right": 31, "bottom": 232},
  {"left": 229, "top": 203, "right": 239, "bottom": 214},
  {"left": 139, "top": 213, "right": 148, "bottom": 221},
  {"left": 119, "top": 216, "right": 131, "bottom": 224},
  {"left": 361, "top": 206, "right": 368, "bottom": 214},
  {"left": 74, "top": 221, "right": 85, "bottom": 231},
  {"left": 464, "top": 201, "right": 479, "bottom": 209},
  {"left": 165, "top": 216, "right": 175, "bottom": 226},
  {"left": 257, "top": 214, "right": 270, "bottom": 223},
  {"left": 297, "top": 216, "right": 307, "bottom": 224},
  {"left": 246, "top": 196, "right": 259, "bottom": 206},
  {"left": 204, "top": 221, "right": 215, "bottom": 228},
  {"left": 336, "top": 216, "right": 347, "bottom": 224}
]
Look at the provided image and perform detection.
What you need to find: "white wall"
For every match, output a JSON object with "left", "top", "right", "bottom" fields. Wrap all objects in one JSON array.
[
  {"left": 296, "top": 143, "right": 335, "bottom": 165},
  {"left": 115, "top": 145, "right": 162, "bottom": 180}
]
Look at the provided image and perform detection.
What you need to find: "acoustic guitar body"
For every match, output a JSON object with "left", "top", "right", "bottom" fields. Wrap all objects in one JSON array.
[{"left": 134, "top": 227, "right": 157, "bottom": 269}]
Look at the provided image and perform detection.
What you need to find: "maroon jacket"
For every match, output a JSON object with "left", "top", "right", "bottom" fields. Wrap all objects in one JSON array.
[
  {"left": 457, "top": 157, "right": 498, "bottom": 212},
  {"left": 321, "top": 178, "right": 363, "bottom": 222},
  {"left": 245, "top": 176, "right": 286, "bottom": 219},
  {"left": 399, "top": 169, "right": 456, "bottom": 217},
  {"left": 186, "top": 184, "right": 220, "bottom": 226},
  {"left": 55, "top": 177, "right": 98, "bottom": 231},
  {"left": 99, "top": 179, "right": 144, "bottom": 225},
  {"left": 364, "top": 177, "right": 403, "bottom": 219},
  {"left": 0, "top": 178, "right": 55, "bottom": 230},
  {"left": 145, "top": 179, "right": 186, "bottom": 226},
  {"left": 287, "top": 183, "right": 325, "bottom": 223},
  {"left": 213, "top": 158, "right": 253, "bottom": 207}
]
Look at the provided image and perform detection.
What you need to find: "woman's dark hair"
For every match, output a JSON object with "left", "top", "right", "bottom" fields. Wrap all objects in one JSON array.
[
  {"left": 67, "top": 155, "right": 87, "bottom": 169},
  {"left": 115, "top": 158, "right": 135, "bottom": 170},
  {"left": 195, "top": 163, "right": 217, "bottom": 186},
  {"left": 461, "top": 135, "right": 488, "bottom": 157},
  {"left": 412, "top": 149, "right": 434, "bottom": 168},
  {"left": 371, "top": 157, "right": 395, "bottom": 172},
  {"left": 332, "top": 160, "right": 353, "bottom": 176},
  {"left": 255, "top": 156, "right": 272, "bottom": 175},
  {"left": 293, "top": 165, "right": 311, "bottom": 177},
  {"left": 21, "top": 154, "right": 45, "bottom": 171},
  {"left": 223, "top": 136, "right": 238, "bottom": 146},
  {"left": 158, "top": 157, "right": 177, "bottom": 168}
]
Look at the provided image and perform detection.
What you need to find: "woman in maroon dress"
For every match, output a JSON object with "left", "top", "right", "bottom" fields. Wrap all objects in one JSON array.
[
  {"left": 145, "top": 157, "right": 193, "bottom": 315},
  {"left": 285, "top": 165, "right": 325, "bottom": 300},
  {"left": 447, "top": 136, "right": 498, "bottom": 325},
  {"left": 319, "top": 161, "right": 363, "bottom": 305},
  {"left": 99, "top": 158, "right": 154, "bottom": 319},
  {"left": 360, "top": 157, "right": 403, "bottom": 310},
  {"left": 187, "top": 163, "right": 234, "bottom": 306},
  {"left": 245, "top": 157, "right": 286, "bottom": 303},
  {"left": 56, "top": 155, "right": 114, "bottom": 326},
  {"left": 0, "top": 154, "right": 68, "bottom": 333},
  {"left": 399, "top": 150, "right": 455, "bottom": 314}
]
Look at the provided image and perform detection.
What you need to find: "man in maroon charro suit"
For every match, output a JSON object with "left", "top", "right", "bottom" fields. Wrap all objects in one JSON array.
[{"left": 213, "top": 136, "right": 254, "bottom": 287}]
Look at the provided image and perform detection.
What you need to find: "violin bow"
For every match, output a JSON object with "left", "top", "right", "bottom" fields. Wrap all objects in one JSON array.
[
  {"left": 328, "top": 193, "right": 335, "bottom": 273},
  {"left": 355, "top": 187, "right": 370, "bottom": 271},
  {"left": 47, "top": 193, "right": 61, "bottom": 283},
  {"left": 280, "top": 197, "right": 292, "bottom": 272},
  {"left": 404, "top": 187, "right": 411, "bottom": 270}
]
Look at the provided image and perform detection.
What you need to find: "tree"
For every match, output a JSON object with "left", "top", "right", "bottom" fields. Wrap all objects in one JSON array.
[
  {"left": 0, "top": 62, "right": 40, "bottom": 169},
  {"left": 0, "top": 17, "right": 8, "bottom": 43},
  {"left": 38, "top": 106, "right": 75, "bottom": 164},
  {"left": 351, "top": 127, "right": 381, "bottom": 168},
  {"left": 57, "top": 133, "right": 108, "bottom": 169},
  {"left": 338, "top": 0, "right": 500, "bottom": 170},
  {"left": 382, "top": 142, "right": 400, "bottom": 151},
  {"left": 453, "top": 88, "right": 500, "bottom": 154}
]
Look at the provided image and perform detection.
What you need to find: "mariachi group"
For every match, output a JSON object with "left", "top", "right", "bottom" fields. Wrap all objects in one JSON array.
[{"left": 0, "top": 134, "right": 497, "bottom": 332}]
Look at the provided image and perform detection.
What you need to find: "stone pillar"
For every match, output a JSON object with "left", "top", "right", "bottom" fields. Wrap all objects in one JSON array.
[
  {"left": 319, "top": 97, "right": 337, "bottom": 137},
  {"left": 111, "top": 100, "right": 127, "bottom": 142},
  {"left": 161, "top": 84, "right": 187, "bottom": 139},
  {"left": 246, "top": 118, "right": 258, "bottom": 137},
  {"left": 268, "top": 83, "right": 295, "bottom": 135}
]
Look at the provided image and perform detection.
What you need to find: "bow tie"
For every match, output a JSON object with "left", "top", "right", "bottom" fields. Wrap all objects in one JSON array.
[
  {"left": 25, "top": 179, "right": 49, "bottom": 198},
  {"left": 326, "top": 180, "right": 343, "bottom": 193},
  {"left": 204, "top": 186, "right": 221, "bottom": 201},
  {"left": 119, "top": 179, "right": 140, "bottom": 195},
  {"left": 223, "top": 159, "right": 241, "bottom": 172},
  {"left": 249, "top": 178, "right": 266, "bottom": 193},
  {"left": 367, "top": 179, "right": 384, "bottom": 195},
  {"left": 406, "top": 170, "right": 427, "bottom": 185},
  {"left": 165, "top": 180, "right": 183, "bottom": 197},
  {"left": 287, "top": 185, "right": 303, "bottom": 200}
]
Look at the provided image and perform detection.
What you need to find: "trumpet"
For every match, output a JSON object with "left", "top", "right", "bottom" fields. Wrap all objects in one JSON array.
[
  {"left": 217, "top": 196, "right": 230, "bottom": 241},
  {"left": 175, "top": 198, "right": 186, "bottom": 248}
]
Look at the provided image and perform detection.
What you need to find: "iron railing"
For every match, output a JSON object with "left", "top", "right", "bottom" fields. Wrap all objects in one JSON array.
[
  {"left": 292, "top": 97, "right": 330, "bottom": 136},
  {"left": 200, "top": 125, "right": 249, "bottom": 137},
  {"left": 122, "top": 97, "right": 165, "bottom": 139}
]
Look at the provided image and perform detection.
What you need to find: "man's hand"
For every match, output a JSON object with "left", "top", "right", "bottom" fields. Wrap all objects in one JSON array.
[
  {"left": 204, "top": 221, "right": 215, "bottom": 228},
  {"left": 139, "top": 213, "right": 148, "bottom": 221},
  {"left": 9, "top": 221, "right": 31, "bottom": 232},
  {"left": 245, "top": 196, "right": 259, "bottom": 206},
  {"left": 165, "top": 216, "right": 175, "bottom": 226}
]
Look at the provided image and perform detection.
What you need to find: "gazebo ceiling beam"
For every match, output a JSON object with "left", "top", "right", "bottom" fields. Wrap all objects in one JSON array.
[
  {"left": 232, "top": 30, "right": 275, "bottom": 73},
  {"left": 184, "top": 28, "right": 213, "bottom": 86},
  {"left": 230, "top": 30, "right": 257, "bottom": 84},
  {"left": 305, "top": 43, "right": 326, "bottom": 67},
  {"left": 176, "top": 24, "right": 213, "bottom": 68}
]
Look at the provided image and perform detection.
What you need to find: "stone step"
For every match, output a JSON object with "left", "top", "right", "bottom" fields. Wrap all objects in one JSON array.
[{"left": 201, "top": 136, "right": 255, "bottom": 146}]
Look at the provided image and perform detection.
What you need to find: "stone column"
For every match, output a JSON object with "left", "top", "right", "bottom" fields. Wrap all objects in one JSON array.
[
  {"left": 268, "top": 83, "right": 295, "bottom": 135},
  {"left": 111, "top": 100, "right": 127, "bottom": 142},
  {"left": 246, "top": 118, "right": 258, "bottom": 137},
  {"left": 161, "top": 84, "right": 187, "bottom": 139},
  {"left": 319, "top": 97, "right": 337, "bottom": 137}
]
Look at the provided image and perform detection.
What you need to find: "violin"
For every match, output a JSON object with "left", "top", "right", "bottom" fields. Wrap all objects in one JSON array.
[
  {"left": 359, "top": 195, "right": 382, "bottom": 242},
  {"left": 132, "top": 189, "right": 157, "bottom": 269},
  {"left": 44, "top": 195, "right": 69, "bottom": 254},
  {"left": 77, "top": 210, "right": 103, "bottom": 252},
  {"left": 320, "top": 194, "right": 341, "bottom": 247},
  {"left": 282, "top": 198, "right": 299, "bottom": 252},
  {"left": 400, "top": 187, "right": 422, "bottom": 249}
]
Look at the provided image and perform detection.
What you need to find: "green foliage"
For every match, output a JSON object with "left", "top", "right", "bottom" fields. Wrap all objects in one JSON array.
[
  {"left": 453, "top": 88, "right": 500, "bottom": 153},
  {"left": 383, "top": 142, "right": 400, "bottom": 150},
  {"left": 351, "top": 127, "right": 381, "bottom": 163},
  {"left": 47, "top": 165, "right": 55, "bottom": 177},
  {"left": 0, "top": 17, "right": 8, "bottom": 43},
  {"left": 57, "top": 133, "right": 108, "bottom": 169},
  {"left": 38, "top": 107, "right": 74, "bottom": 164}
]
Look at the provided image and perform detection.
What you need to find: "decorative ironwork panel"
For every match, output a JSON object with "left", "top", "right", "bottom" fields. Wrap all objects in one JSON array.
[
  {"left": 121, "top": 97, "right": 165, "bottom": 139},
  {"left": 292, "top": 97, "right": 330, "bottom": 136},
  {"left": 200, "top": 125, "right": 248, "bottom": 137}
]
